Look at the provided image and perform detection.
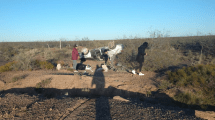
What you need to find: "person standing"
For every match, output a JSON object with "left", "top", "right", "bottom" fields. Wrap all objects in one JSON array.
[
  {"left": 103, "top": 50, "right": 110, "bottom": 65},
  {"left": 72, "top": 44, "right": 79, "bottom": 72},
  {"left": 132, "top": 42, "right": 148, "bottom": 76}
]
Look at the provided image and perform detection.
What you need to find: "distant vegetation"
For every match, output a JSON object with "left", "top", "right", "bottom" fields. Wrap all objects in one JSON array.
[{"left": 0, "top": 35, "right": 215, "bottom": 72}]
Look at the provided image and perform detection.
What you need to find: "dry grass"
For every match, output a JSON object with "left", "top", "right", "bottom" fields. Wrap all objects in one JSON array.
[
  {"left": 0, "top": 36, "right": 214, "bottom": 72},
  {"left": 116, "top": 38, "right": 182, "bottom": 71},
  {"left": 11, "top": 74, "right": 28, "bottom": 83},
  {"left": 35, "top": 78, "right": 52, "bottom": 88},
  {"left": 67, "top": 68, "right": 74, "bottom": 72}
]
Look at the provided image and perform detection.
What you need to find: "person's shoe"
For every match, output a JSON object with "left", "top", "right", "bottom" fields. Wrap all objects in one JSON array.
[
  {"left": 74, "top": 70, "right": 78, "bottom": 72},
  {"left": 132, "top": 70, "right": 136, "bottom": 74},
  {"left": 139, "top": 72, "right": 144, "bottom": 76}
]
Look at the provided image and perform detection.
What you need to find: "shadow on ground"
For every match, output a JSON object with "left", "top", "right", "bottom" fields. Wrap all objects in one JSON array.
[{"left": 0, "top": 66, "right": 213, "bottom": 119}]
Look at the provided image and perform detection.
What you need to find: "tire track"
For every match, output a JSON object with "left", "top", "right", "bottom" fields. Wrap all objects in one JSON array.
[{"left": 59, "top": 98, "right": 92, "bottom": 120}]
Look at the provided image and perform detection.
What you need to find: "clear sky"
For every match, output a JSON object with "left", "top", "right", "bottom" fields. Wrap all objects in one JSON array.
[{"left": 0, "top": 0, "right": 215, "bottom": 42}]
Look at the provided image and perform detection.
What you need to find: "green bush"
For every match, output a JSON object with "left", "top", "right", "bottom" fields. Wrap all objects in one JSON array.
[
  {"left": 36, "top": 78, "right": 52, "bottom": 88},
  {"left": 174, "top": 92, "right": 201, "bottom": 106},
  {"left": 167, "top": 64, "right": 215, "bottom": 108},
  {"left": 0, "top": 61, "right": 15, "bottom": 72},
  {"left": 158, "top": 80, "right": 172, "bottom": 90},
  {"left": 174, "top": 92, "right": 215, "bottom": 110},
  {"left": 167, "top": 64, "right": 215, "bottom": 87},
  {"left": 39, "top": 61, "right": 54, "bottom": 70}
]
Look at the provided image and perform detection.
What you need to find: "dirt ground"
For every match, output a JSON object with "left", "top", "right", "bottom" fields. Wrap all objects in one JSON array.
[{"left": 0, "top": 60, "right": 215, "bottom": 119}]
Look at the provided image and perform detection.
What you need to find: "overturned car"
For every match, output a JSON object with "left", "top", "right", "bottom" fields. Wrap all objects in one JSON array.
[{"left": 79, "top": 44, "right": 124, "bottom": 61}]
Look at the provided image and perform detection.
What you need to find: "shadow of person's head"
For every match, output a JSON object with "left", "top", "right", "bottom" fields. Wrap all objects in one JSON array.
[{"left": 96, "top": 64, "right": 100, "bottom": 69}]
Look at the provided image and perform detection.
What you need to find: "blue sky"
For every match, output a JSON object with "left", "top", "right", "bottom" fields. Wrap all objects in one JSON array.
[{"left": 0, "top": 0, "right": 215, "bottom": 42}]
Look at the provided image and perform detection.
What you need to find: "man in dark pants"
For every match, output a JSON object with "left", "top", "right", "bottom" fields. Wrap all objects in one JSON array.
[
  {"left": 132, "top": 42, "right": 148, "bottom": 76},
  {"left": 103, "top": 50, "right": 110, "bottom": 65}
]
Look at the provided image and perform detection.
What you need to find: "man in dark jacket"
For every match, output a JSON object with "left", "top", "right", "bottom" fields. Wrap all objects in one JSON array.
[
  {"left": 132, "top": 42, "right": 148, "bottom": 75},
  {"left": 102, "top": 50, "right": 110, "bottom": 65},
  {"left": 72, "top": 44, "right": 79, "bottom": 72}
]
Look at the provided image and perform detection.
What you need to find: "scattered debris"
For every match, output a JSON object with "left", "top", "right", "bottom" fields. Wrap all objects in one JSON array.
[
  {"left": 85, "top": 65, "right": 93, "bottom": 72},
  {"left": 65, "top": 92, "right": 69, "bottom": 96},
  {"left": 79, "top": 44, "right": 124, "bottom": 61},
  {"left": 102, "top": 64, "right": 108, "bottom": 72},
  {"left": 113, "top": 96, "right": 129, "bottom": 102},
  {"left": 56, "top": 64, "right": 61, "bottom": 70},
  {"left": 116, "top": 62, "right": 122, "bottom": 67}
]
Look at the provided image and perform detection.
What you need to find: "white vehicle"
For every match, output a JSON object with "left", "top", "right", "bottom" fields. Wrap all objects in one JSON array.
[{"left": 79, "top": 44, "right": 124, "bottom": 60}]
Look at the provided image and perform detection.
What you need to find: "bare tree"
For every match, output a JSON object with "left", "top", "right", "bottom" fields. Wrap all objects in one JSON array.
[
  {"left": 148, "top": 29, "right": 170, "bottom": 38},
  {"left": 196, "top": 30, "right": 202, "bottom": 36},
  {"left": 47, "top": 44, "right": 50, "bottom": 49},
  {"left": 59, "top": 38, "right": 66, "bottom": 49},
  {"left": 60, "top": 40, "right": 61, "bottom": 49}
]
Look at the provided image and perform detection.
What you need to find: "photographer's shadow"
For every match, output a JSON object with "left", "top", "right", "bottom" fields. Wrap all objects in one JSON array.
[{"left": 91, "top": 65, "right": 112, "bottom": 120}]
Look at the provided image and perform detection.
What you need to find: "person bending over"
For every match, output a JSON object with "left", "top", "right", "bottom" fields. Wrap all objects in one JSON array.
[
  {"left": 103, "top": 50, "right": 111, "bottom": 65},
  {"left": 132, "top": 42, "right": 148, "bottom": 76}
]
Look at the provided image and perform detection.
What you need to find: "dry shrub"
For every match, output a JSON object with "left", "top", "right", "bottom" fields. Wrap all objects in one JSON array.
[
  {"left": 38, "top": 48, "right": 55, "bottom": 60},
  {"left": 0, "top": 61, "right": 15, "bottom": 72},
  {"left": 0, "top": 45, "right": 18, "bottom": 61},
  {"left": 116, "top": 39, "right": 182, "bottom": 71},
  {"left": 1, "top": 36, "right": 214, "bottom": 72},
  {"left": 57, "top": 60, "right": 65, "bottom": 66},
  {"left": 10, "top": 48, "right": 55, "bottom": 70},
  {"left": 158, "top": 80, "right": 172, "bottom": 90},
  {"left": 171, "top": 36, "right": 215, "bottom": 65},
  {"left": 35, "top": 78, "right": 52, "bottom": 88},
  {"left": 53, "top": 49, "right": 70, "bottom": 61},
  {"left": 67, "top": 68, "right": 74, "bottom": 72},
  {"left": 12, "top": 49, "right": 38, "bottom": 70},
  {"left": 29, "top": 60, "right": 55, "bottom": 70},
  {"left": 11, "top": 74, "right": 28, "bottom": 82},
  {"left": 39, "top": 61, "right": 54, "bottom": 70},
  {"left": 211, "top": 58, "right": 215, "bottom": 64},
  {"left": 174, "top": 92, "right": 202, "bottom": 108}
]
